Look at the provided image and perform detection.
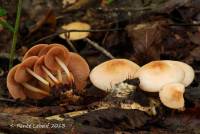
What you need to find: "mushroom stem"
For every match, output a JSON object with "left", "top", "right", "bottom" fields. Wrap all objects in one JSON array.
[
  {"left": 26, "top": 68, "right": 49, "bottom": 86},
  {"left": 22, "top": 83, "right": 49, "bottom": 96},
  {"left": 41, "top": 66, "right": 59, "bottom": 84},
  {"left": 57, "top": 69, "right": 63, "bottom": 83},
  {"left": 55, "top": 57, "right": 71, "bottom": 79},
  {"left": 45, "top": 75, "right": 55, "bottom": 87}
]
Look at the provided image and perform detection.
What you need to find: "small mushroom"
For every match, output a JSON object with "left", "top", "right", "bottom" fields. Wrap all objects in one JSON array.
[
  {"left": 59, "top": 22, "right": 91, "bottom": 40},
  {"left": 7, "top": 65, "right": 26, "bottom": 100},
  {"left": 15, "top": 56, "right": 49, "bottom": 86},
  {"left": 22, "top": 44, "right": 48, "bottom": 60},
  {"left": 164, "top": 60, "right": 195, "bottom": 87},
  {"left": 67, "top": 52, "right": 90, "bottom": 91},
  {"left": 134, "top": 61, "right": 185, "bottom": 92},
  {"left": 159, "top": 83, "right": 185, "bottom": 109},
  {"left": 44, "top": 46, "right": 73, "bottom": 84},
  {"left": 89, "top": 59, "right": 140, "bottom": 92},
  {"left": 60, "top": 22, "right": 114, "bottom": 59}
]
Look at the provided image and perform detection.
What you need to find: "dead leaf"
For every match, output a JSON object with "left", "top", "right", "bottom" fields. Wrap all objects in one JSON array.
[{"left": 126, "top": 20, "right": 168, "bottom": 65}]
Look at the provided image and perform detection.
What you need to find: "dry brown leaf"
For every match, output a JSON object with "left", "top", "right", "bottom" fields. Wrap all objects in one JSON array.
[{"left": 126, "top": 20, "right": 168, "bottom": 65}]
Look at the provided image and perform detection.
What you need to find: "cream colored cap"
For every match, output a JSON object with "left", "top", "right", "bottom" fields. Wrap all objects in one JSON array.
[
  {"left": 159, "top": 83, "right": 185, "bottom": 109},
  {"left": 164, "top": 60, "right": 195, "bottom": 87},
  {"left": 89, "top": 59, "right": 140, "bottom": 91},
  {"left": 59, "top": 22, "right": 91, "bottom": 40},
  {"left": 134, "top": 61, "right": 185, "bottom": 92}
]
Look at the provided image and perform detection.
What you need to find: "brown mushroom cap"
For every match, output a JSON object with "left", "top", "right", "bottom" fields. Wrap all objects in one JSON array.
[
  {"left": 159, "top": 83, "right": 185, "bottom": 109},
  {"left": 22, "top": 80, "right": 49, "bottom": 100},
  {"left": 134, "top": 61, "right": 185, "bottom": 92},
  {"left": 59, "top": 22, "right": 91, "bottom": 40},
  {"left": 38, "top": 43, "right": 69, "bottom": 56},
  {"left": 34, "top": 56, "right": 59, "bottom": 86},
  {"left": 90, "top": 59, "right": 140, "bottom": 91},
  {"left": 67, "top": 52, "right": 90, "bottom": 90},
  {"left": 34, "top": 56, "right": 46, "bottom": 76},
  {"left": 44, "top": 46, "right": 70, "bottom": 72},
  {"left": 7, "top": 65, "right": 26, "bottom": 100},
  {"left": 15, "top": 56, "right": 39, "bottom": 83},
  {"left": 22, "top": 44, "right": 48, "bottom": 60}
]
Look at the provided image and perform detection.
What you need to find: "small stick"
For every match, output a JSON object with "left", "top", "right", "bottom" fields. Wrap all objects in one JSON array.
[
  {"left": 31, "top": 28, "right": 123, "bottom": 45},
  {"left": 84, "top": 38, "right": 115, "bottom": 59},
  {"left": 65, "top": 34, "right": 78, "bottom": 52}
]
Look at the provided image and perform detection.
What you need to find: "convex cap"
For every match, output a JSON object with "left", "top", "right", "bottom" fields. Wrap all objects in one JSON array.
[
  {"left": 134, "top": 61, "right": 185, "bottom": 92},
  {"left": 59, "top": 22, "right": 91, "bottom": 40},
  {"left": 90, "top": 59, "right": 140, "bottom": 92},
  {"left": 159, "top": 83, "right": 185, "bottom": 109}
]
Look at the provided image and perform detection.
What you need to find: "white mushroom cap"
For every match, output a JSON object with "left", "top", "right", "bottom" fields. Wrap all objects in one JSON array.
[
  {"left": 164, "top": 60, "right": 195, "bottom": 87},
  {"left": 159, "top": 83, "right": 185, "bottom": 109},
  {"left": 59, "top": 22, "right": 91, "bottom": 40},
  {"left": 134, "top": 61, "right": 185, "bottom": 92},
  {"left": 89, "top": 59, "right": 140, "bottom": 92}
]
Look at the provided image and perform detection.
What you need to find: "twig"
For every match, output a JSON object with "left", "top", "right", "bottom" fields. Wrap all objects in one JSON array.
[
  {"left": 31, "top": 28, "right": 123, "bottom": 45},
  {"left": 84, "top": 38, "right": 115, "bottom": 59},
  {"left": 9, "top": 0, "right": 23, "bottom": 69},
  {"left": 64, "top": 34, "right": 78, "bottom": 52}
]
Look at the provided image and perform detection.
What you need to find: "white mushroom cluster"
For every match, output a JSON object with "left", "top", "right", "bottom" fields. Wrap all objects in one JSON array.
[
  {"left": 134, "top": 60, "right": 194, "bottom": 109},
  {"left": 90, "top": 59, "right": 195, "bottom": 110}
]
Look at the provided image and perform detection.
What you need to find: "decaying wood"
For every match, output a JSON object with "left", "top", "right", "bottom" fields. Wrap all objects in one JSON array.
[{"left": 0, "top": 113, "right": 75, "bottom": 134}]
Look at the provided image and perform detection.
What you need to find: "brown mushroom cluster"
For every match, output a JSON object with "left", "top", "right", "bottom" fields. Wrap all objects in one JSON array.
[
  {"left": 90, "top": 59, "right": 195, "bottom": 110},
  {"left": 7, "top": 44, "right": 90, "bottom": 100}
]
